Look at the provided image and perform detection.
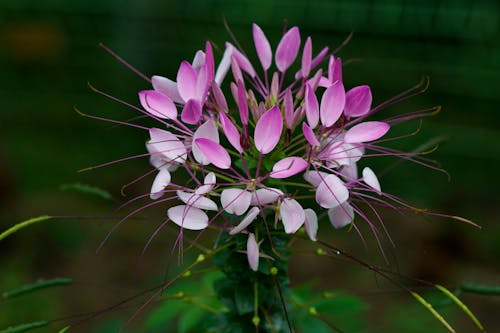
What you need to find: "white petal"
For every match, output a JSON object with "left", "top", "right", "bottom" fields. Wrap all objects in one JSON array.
[
  {"left": 176, "top": 190, "right": 218, "bottom": 211},
  {"left": 280, "top": 198, "right": 305, "bottom": 234},
  {"left": 229, "top": 207, "right": 260, "bottom": 235},
  {"left": 250, "top": 188, "right": 283, "bottom": 205},
  {"left": 150, "top": 168, "right": 171, "bottom": 199},
  {"left": 328, "top": 202, "right": 354, "bottom": 229},
  {"left": 167, "top": 205, "right": 209, "bottom": 230},
  {"left": 315, "top": 174, "right": 349, "bottom": 209},
  {"left": 304, "top": 208, "right": 318, "bottom": 241},
  {"left": 304, "top": 170, "right": 330, "bottom": 187},
  {"left": 195, "top": 172, "right": 217, "bottom": 195},
  {"left": 215, "top": 46, "right": 233, "bottom": 86},
  {"left": 362, "top": 167, "right": 381, "bottom": 192},
  {"left": 247, "top": 233, "right": 259, "bottom": 271},
  {"left": 221, "top": 188, "right": 252, "bottom": 216},
  {"left": 148, "top": 128, "right": 187, "bottom": 163}
]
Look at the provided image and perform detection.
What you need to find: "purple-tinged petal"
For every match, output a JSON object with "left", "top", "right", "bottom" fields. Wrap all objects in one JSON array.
[
  {"left": 340, "top": 163, "right": 358, "bottom": 181},
  {"left": 304, "top": 208, "right": 318, "bottom": 241},
  {"left": 328, "top": 56, "right": 342, "bottom": 83},
  {"left": 270, "top": 156, "right": 308, "bottom": 179},
  {"left": 328, "top": 202, "right": 354, "bottom": 229},
  {"left": 215, "top": 46, "right": 232, "bottom": 85},
  {"left": 254, "top": 105, "right": 283, "bottom": 154},
  {"left": 176, "top": 61, "right": 198, "bottom": 102},
  {"left": 148, "top": 128, "right": 187, "bottom": 163},
  {"left": 237, "top": 80, "right": 248, "bottom": 125},
  {"left": 194, "top": 138, "right": 231, "bottom": 169},
  {"left": 227, "top": 43, "right": 256, "bottom": 77},
  {"left": 196, "top": 172, "right": 216, "bottom": 195},
  {"left": 219, "top": 111, "right": 243, "bottom": 153},
  {"left": 320, "top": 80, "right": 345, "bottom": 127},
  {"left": 284, "top": 89, "right": 294, "bottom": 129},
  {"left": 270, "top": 72, "right": 280, "bottom": 101},
  {"left": 344, "top": 121, "right": 390, "bottom": 143},
  {"left": 230, "top": 55, "right": 244, "bottom": 83},
  {"left": 192, "top": 120, "right": 219, "bottom": 165},
  {"left": 301, "top": 36, "right": 312, "bottom": 78},
  {"left": 252, "top": 23, "right": 272, "bottom": 71},
  {"left": 204, "top": 41, "right": 215, "bottom": 83},
  {"left": 221, "top": 188, "right": 251, "bottom": 216},
  {"left": 195, "top": 64, "right": 209, "bottom": 102},
  {"left": 250, "top": 187, "right": 283, "bottom": 205},
  {"left": 181, "top": 99, "right": 202, "bottom": 125},
  {"left": 362, "top": 167, "right": 381, "bottom": 192},
  {"left": 230, "top": 207, "right": 260, "bottom": 235},
  {"left": 247, "top": 233, "right": 259, "bottom": 271},
  {"left": 280, "top": 198, "right": 305, "bottom": 234},
  {"left": 176, "top": 190, "right": 218, "bottom": 211},
  {"left": 311, "top": 46, "right": 329, "bottom": 69},
  {"left": 303, "top": 170, "right": 330, "bottom": 187},
  {"left": 211, "top": 81, "right": 228, "bottom": 112},
  {"left": 275, "top": 27, "right": 301, "bottom": 72},
  {"left": 167, "top": 205, "right": 209, "bottom": 230},
  {"left": 307, "top": 68, "right": 323, "bottom": 91},
  {"left": 150, "top": 168, "right": 171, "bottom": 199},
  {"left": 344, "top": 85, "right": 372, "bottom": 117},
  {"left": 315, "top": 174, "right": 349, "bottom": 209},
  {"left": 151, "top": 75, "right": 183, "bottom": 104},
  {"left": 191, "top": 50, "right": 206, "bottom": 71},
  {"left": 302, "top": 122, "right": 320, "bottom": 146},
  {"left": 139, "top": 90, "right": 177, "bottom": 119}
]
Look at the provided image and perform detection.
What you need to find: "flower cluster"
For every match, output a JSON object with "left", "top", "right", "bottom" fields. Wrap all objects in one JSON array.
[{"left": 132, "top": 24, "right": 433, "bottom": 271}]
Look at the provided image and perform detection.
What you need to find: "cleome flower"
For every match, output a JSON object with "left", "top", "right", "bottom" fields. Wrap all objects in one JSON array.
[{"left": 95, "top": 23, "right": 462, "bottom": 272}]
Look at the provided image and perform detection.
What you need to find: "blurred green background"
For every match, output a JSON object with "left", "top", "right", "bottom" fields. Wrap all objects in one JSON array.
[{"left": 0, "top": 0, "right": 499, "bottom": 332}]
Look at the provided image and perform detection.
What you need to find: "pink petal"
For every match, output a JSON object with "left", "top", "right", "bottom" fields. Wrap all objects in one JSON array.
[
  {"left": 148, "top": 128, "right": 187, "bottom": 163},
  {"left": 194, "top": 138, "right": 231, "bottom": 169},
  {"left": 176, "top": 190, "right": 218, "bottom": 211},
  {"left": 181, "top": 99, "right": 202, "bottom": 125},
  {"left": 315, "top": 174, "right": 349, "bottom": 209},
  {"left": 204, "top": 41, "right": 215, "bottom": 83},
  {"left": 328, "top": 202, "right": 354, "bottom": 229},
  {"left": 328, "top": 56, "right": 342, "bottom": 83},
  {"left": 151, "top": 75, "right": 183, "bottom": 103},
  {"left": 344, "top": 121, "right": 390, "bottom": 143},
  {"left": 362, "top": 167, "right": 381, "bottom": 192},
  {"left": 310, "top": 46, "right": 329, "bottom": 69},
  {"left": 237, "top": 80, "right": 248, "bottom": 125},
  {"left": 195, "top": 64, "right": 209, "bottom": 102},
  {"left": 192, "top": 120, "right": 219, "bottom": 165},
  {"left": 283, "top": 89, "right": 294, "bottom": 129},
  {"left": 320, "top": 80, "right": 345, "bottom": 127},
  {"left": 230, "top": 207, "right": 260, "bottom": 235},
  {"left": 167, "top": 205, "right": 209, "bottom": 230},
  {"left": 247, "top": 233, "right": 259, "bottom": 271},
  {"left": 302, "top": 122, "right": 320, "bottom": 146},
  {"left": 275, "top": 27, "right": 301, "bottom": 72},
  {"left": 304, "top": 83, "right": 319, "bottom": 128},
  {"left": 215, "top": 46, "right": 232, "bottom": 85},
  {"left": 176, "top": 61, "right": 198, "bottom": 102},
  {"left": 230, "top": 56, "right": 243, "bottom": 84},
  {"left": 219, "top": 112, "right": 242, "bottom": 153},
  {"left": 211, "top": 81, "right": 228, "bottom": 112},
  {"left": 250, "top": 187, "right": 283, "bottom": 205},
  {"left": 150, "top": 168, "right": 171, "bottom": 199},
  {"left": 301, "top": 36, "right": 312, "bottom": 77},
  {"left": 304, "top": 208, "right": 318, "bottom": 241},
  {"left": 191, "top": 50, "right": 206, "bottom": 71},
  {"left": 139, "top": 90, "right": 177, "bottom": 119},
  {"left": 254, "top": 105, "right": 283, "bottom": 154},
  {"left": 227, "top": 43, "right": 256, "bottom": 77},
  {"left": 304, "top": 170, "right": 330, "bottom": 187},
  {"left": 270, "top": 156, "right": 308, "bottom": 179},
  {"left": 344, "top": 85, "right": 372, "bottom": 117},
  {"left": 340, "top": 163, "right": 358, "bottom": 181},
  {"left": 252, "top": 23, "right": 272, "bottom": 71},
  {"left": 221, "top": 188, "right": 251, "bottom": 216},
  {"left": 280, "top": 198, "right": 305, "bottom": 234}
]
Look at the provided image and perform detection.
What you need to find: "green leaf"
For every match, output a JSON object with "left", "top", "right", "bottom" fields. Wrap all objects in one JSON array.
[
  {"left": 436, "top": 284, "right": 484, "bottom": 331},
  {"left": 2, "top": 278, "right": 73, "bottom": 299},
  {"left": 178, "top": 306, "right": 206, "bottom": 333},
  {"left": 146, "top": 300, "right": 185, "bottom": 331},
  {"left": 0, "top": 321, "right": 48, "bottom": 333},
  {"left": 0, "top": 216, "right": 52, "bottom": 242},
  {"left": 59, "top": 183, "right": 113, "bottom": 201},
  {"left": 234, "top": 287, "right": 254, "bottom": 315},
  {"left": 460, "top": 283, "right": 500, "bottom": 295},
  {"left": 58, "top": 326, "right": 70, "bottom": 333}
]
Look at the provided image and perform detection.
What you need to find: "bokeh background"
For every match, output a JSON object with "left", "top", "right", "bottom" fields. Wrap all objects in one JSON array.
[{"left": 1, "top": 0, "right": 499, "bottom": 332}]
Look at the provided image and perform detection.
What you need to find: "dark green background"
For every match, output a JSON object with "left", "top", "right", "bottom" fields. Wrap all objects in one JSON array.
[{"left": 0, "top": 0, "right": 499, "bottom": 332}]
